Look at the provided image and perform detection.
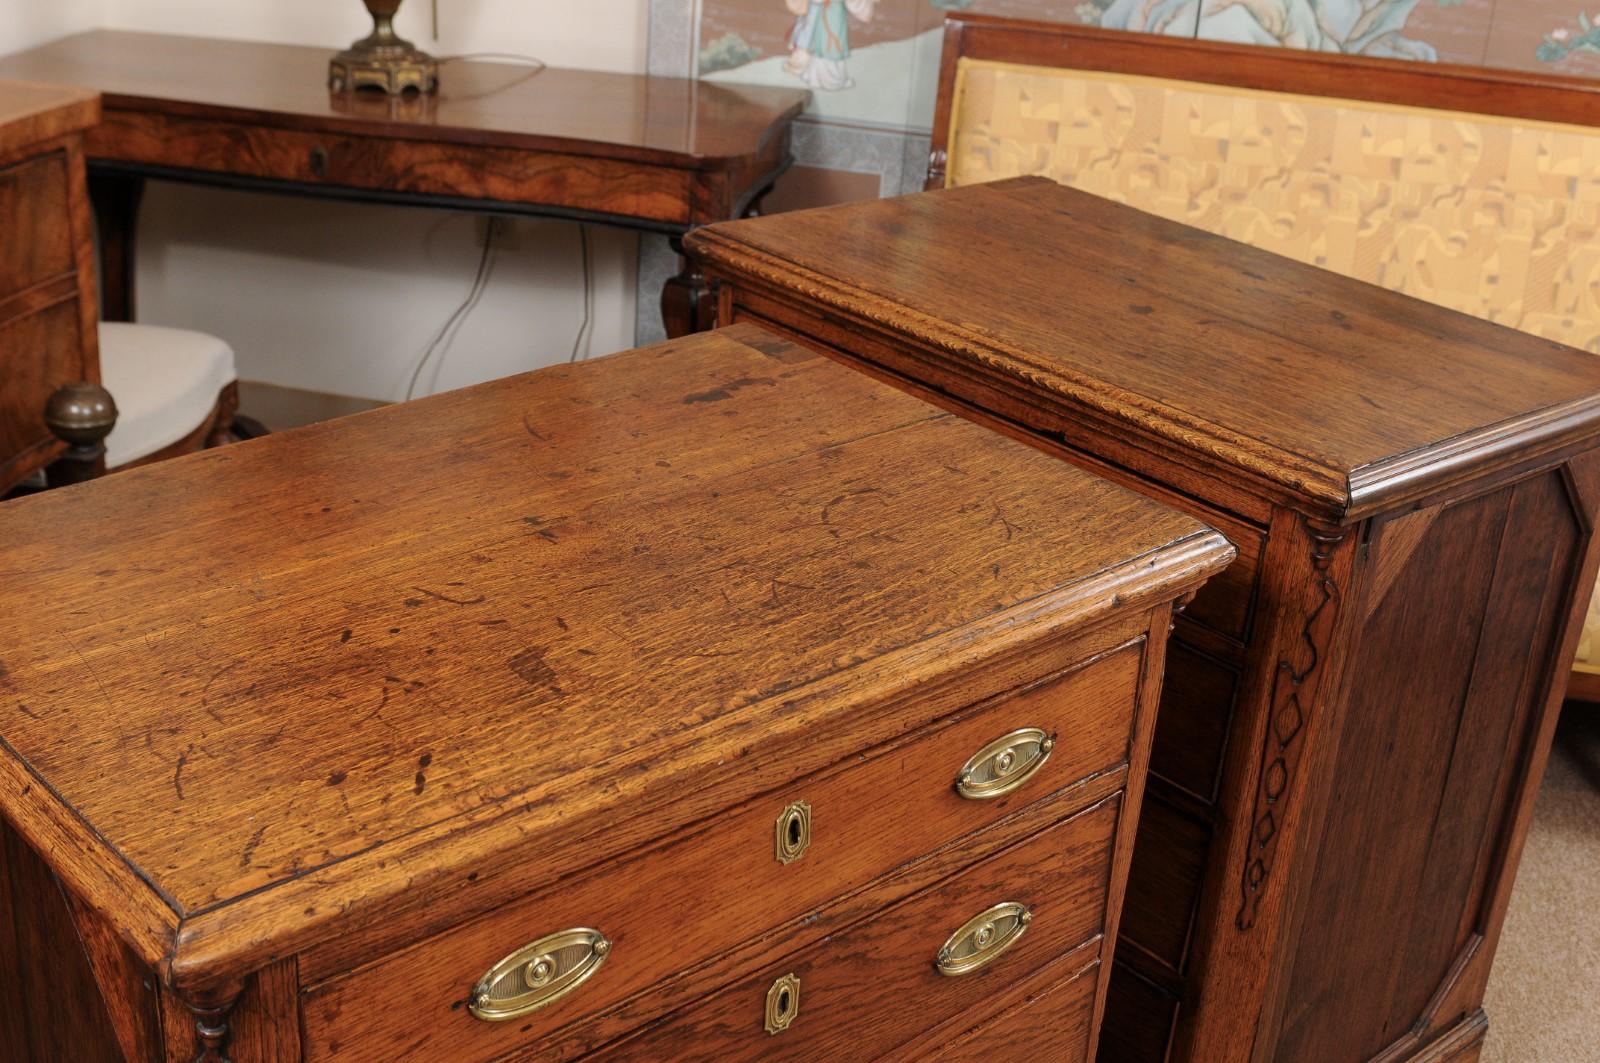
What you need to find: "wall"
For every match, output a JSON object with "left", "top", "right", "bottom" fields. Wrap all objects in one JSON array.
[
  {"left": 675, "top": 0, "right": 1600, "bottom": 224},
  {"left": 3, "top": 0, "right": 104, "bottom": 54},
  {"left": 95, "top": 0, "right": 649, "bottom": 404},
  {"left": 23, "top": 0, "right": 1595, "bottom": 403}
]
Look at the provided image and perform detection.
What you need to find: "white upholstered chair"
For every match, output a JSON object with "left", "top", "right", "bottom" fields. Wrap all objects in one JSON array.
[{"left": 97, "top": 322, "right": 241, "bottom": 471}]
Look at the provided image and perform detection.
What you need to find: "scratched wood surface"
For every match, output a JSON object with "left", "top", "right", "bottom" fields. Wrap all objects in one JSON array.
[
  {"left": 0, "top": 322, "right": 1231, "bottom": 999},
  {"left": 688, "top": 178, "right": 1600, "bottom": 522}
]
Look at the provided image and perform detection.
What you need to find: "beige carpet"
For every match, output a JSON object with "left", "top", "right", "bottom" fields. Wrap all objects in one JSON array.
[{"left": 1482, "top": 707, "right": 1600, "bottom": 1062}]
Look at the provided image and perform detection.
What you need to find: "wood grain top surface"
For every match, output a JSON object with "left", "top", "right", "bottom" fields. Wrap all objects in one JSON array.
[
  {"left": 0, "top": 77, "right": 99, "bottom": 155},
  {"left": 688, "top": 178, "right": 1600, "bottom": 518},
  {"left": 0, "top": 31, "right": 808, "bottom": 168},
  {"left": 0, "top": 324, "right": 1229, "bottom": 985}
]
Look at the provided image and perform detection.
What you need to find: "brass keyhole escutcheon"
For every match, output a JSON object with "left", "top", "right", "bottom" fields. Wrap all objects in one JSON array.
[
  {"left": 775, "top": 800, "right": 812, "bottom": 865},
  {"left": 309, "top": 147, "right": 330, "bottom": 177},
  {"left": 764, "top": 972, "right": 801, "bottom": 1035}
]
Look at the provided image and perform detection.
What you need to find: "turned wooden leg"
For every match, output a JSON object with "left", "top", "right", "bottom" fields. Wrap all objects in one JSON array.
[
  {"left": 660, "top": 234, "right": 715, "bottom": 338},
  {"left": 186, "top": 998, "right": 236, "bottom": 1063},
  {"left": 743, "top": 190, "right": 771, "bottom": 219},
  {"left": 43, "top": 382, "right": 117, "bottom": 487},
  {"left": 205, "top": 382, "right": 242, "bottom": 449},
  {"left": 89, "top": 171, "right": 145, "bottom": 323}
]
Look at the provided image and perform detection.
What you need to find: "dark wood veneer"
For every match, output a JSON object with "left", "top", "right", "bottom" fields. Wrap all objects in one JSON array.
[{"left": 0, "top": 31, "right": 810, "bottom": 338}]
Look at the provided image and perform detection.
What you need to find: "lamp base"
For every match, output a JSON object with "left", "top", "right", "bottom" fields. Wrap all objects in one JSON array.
[{"left": 329, "top": 32, "right": 438, "bottom": 95}]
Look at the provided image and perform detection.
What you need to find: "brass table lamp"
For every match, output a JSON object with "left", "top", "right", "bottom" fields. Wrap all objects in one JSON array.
[{"left": 330, "top": 0, "right": 438, "bottom": 95}]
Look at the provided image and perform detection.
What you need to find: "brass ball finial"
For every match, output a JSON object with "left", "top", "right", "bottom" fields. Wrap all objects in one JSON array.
[{"left": 44, "top": 382, "right": 118, "bottom": 447}]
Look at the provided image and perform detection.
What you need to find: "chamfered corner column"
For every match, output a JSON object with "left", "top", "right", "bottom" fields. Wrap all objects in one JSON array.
[
  {"left": 88, "top": 170, "right": 145, "bottom": 324},
  {"left": 1175, "top": 507, "right": 1365, "bottom": 1063}
]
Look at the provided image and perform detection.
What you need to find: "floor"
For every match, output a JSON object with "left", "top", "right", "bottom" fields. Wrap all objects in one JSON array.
[
  {"left": 1481, "top": 706, "right": 1600, "bottom": 1062},
  {"left": 236, "top": 380, "right": 386, "bottom": 432}
]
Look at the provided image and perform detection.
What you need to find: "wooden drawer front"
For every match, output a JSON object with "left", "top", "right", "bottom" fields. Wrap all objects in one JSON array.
[
  {"left": 1101, "top": 961, "right": 1180, "bottom": 1063},
  {"left": 1117, "top": 797, "right": 1209, "bottom": 977},
  {"left": 1177, "top": 518, "right": 1259, "bottom": 643},
  {"left": 301, "top": 643, "right": 1143, "bottom": 1062},
  {"left": 91, "top": 111, "right": 694, "bottom": 225},
  {"left": 929, "top": 959, "right": 1098, "bottom": 1063},
  {"left": 0, "top": 152, "right": 72, "bottom": 302},
  {"left": 0, "top": 301, "right": 85, "bottom": 487},
  {"left": 595, "top": 795, "right": 1121, "bottom": 1063},
  {"left": 1148, "top": 641, "right": 1239, "bottom": 807}
]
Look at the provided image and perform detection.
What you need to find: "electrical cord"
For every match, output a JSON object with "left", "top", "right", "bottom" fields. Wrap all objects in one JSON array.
[
  {"left": 435, "top": 53, "right": 547, "bottom": 103},
  {"left": 441, "top": 53, "right": 548, "bottom": 69},
  {"left": 406, "top": 219, "right": 499, "bottom": 400},
  {"left": 569, "top": 225, "right": 594, "bottom": 363}
]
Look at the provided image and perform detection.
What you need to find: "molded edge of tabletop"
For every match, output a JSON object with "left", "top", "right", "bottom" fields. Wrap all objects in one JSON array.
[
  {"left": 0, "top": 78, "right": 100, "bottom": 153},
  {"left": 3, "top": 31, "right": 810, "bottom": 172},
  {"left": 686, "top": 223, "right": 1600, "bottom": 525}
]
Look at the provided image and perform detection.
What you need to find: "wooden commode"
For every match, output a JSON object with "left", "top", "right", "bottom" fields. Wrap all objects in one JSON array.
[
  {"left": 687, "top": 180, "right": 1600, "bottom": 1063},
  {"left": 0, "top": 323, "right": 1232, "bottom": 1061}
]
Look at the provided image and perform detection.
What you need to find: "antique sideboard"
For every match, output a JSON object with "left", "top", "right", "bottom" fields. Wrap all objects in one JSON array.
[
  {"left": 0, "top": 31, "right": 810, "bottom": 337},
  {"left": 0, "top": 322, "right": 1232, "bottom": 1061},
  {"left": 686, "top": 179, "right": 1600, "bottom": 1062}
]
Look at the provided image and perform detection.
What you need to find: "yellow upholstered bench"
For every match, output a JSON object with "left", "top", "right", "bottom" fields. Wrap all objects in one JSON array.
[{"left": 928, "top": 16, "right": 1600, "bottom": 697}]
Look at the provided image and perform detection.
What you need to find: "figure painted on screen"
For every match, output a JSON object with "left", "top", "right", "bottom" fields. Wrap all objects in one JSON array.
[
  {"left": 1091, "top": 0, "right": 1438, "bottom": 59},
  {"left": 784, "top": 0, "right": 877, "bottom": 90}
]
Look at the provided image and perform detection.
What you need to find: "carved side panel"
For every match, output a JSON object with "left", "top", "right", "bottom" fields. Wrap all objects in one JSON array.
[
  {"left": 1167, "top": 508, "right": 1362, "bottom": 1063},
  {"left": 0, "top": 816, "right": 140, "bottom": 1063},
  {"left": 1271, "top": 468, "right": 1589, "bottom": 1062}
]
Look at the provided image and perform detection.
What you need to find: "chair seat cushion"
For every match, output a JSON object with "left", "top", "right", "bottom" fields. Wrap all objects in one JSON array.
[{"left": 99, "top": 322, "right": 237, "bottom": 469}]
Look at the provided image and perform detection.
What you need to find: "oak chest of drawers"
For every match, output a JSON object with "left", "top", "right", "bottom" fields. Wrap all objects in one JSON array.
[
  {"left": 0, "top": 323, "right": 1231, "bottom": 1062},
  {"left": 687, "top": 180, "right": 1600, "bottom": 1063},
  {"left": 0, "top": 79, "right": 103, "bottom": 492}
]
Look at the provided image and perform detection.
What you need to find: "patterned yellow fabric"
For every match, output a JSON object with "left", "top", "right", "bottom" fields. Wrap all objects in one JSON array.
[
  {"left": 944, "top": 58, "right": 1600, "bottom": 669},
  {"left": 1577, "top": 587, "right": 1600, "bottom": 672},
  {"left": 946, "top": 60, "right": 1600, "bottom": 352}
]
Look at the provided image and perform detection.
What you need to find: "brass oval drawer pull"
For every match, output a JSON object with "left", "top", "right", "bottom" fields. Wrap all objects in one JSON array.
[
  {"left": 936, "top": 902, "right": 1031, "bottom": 977},
  {"left": 955, "top": 728, "right": 1055, "bottom": 800},
  {"left": 468, "top": 928, "right": 611, "bottom": 1022}
]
